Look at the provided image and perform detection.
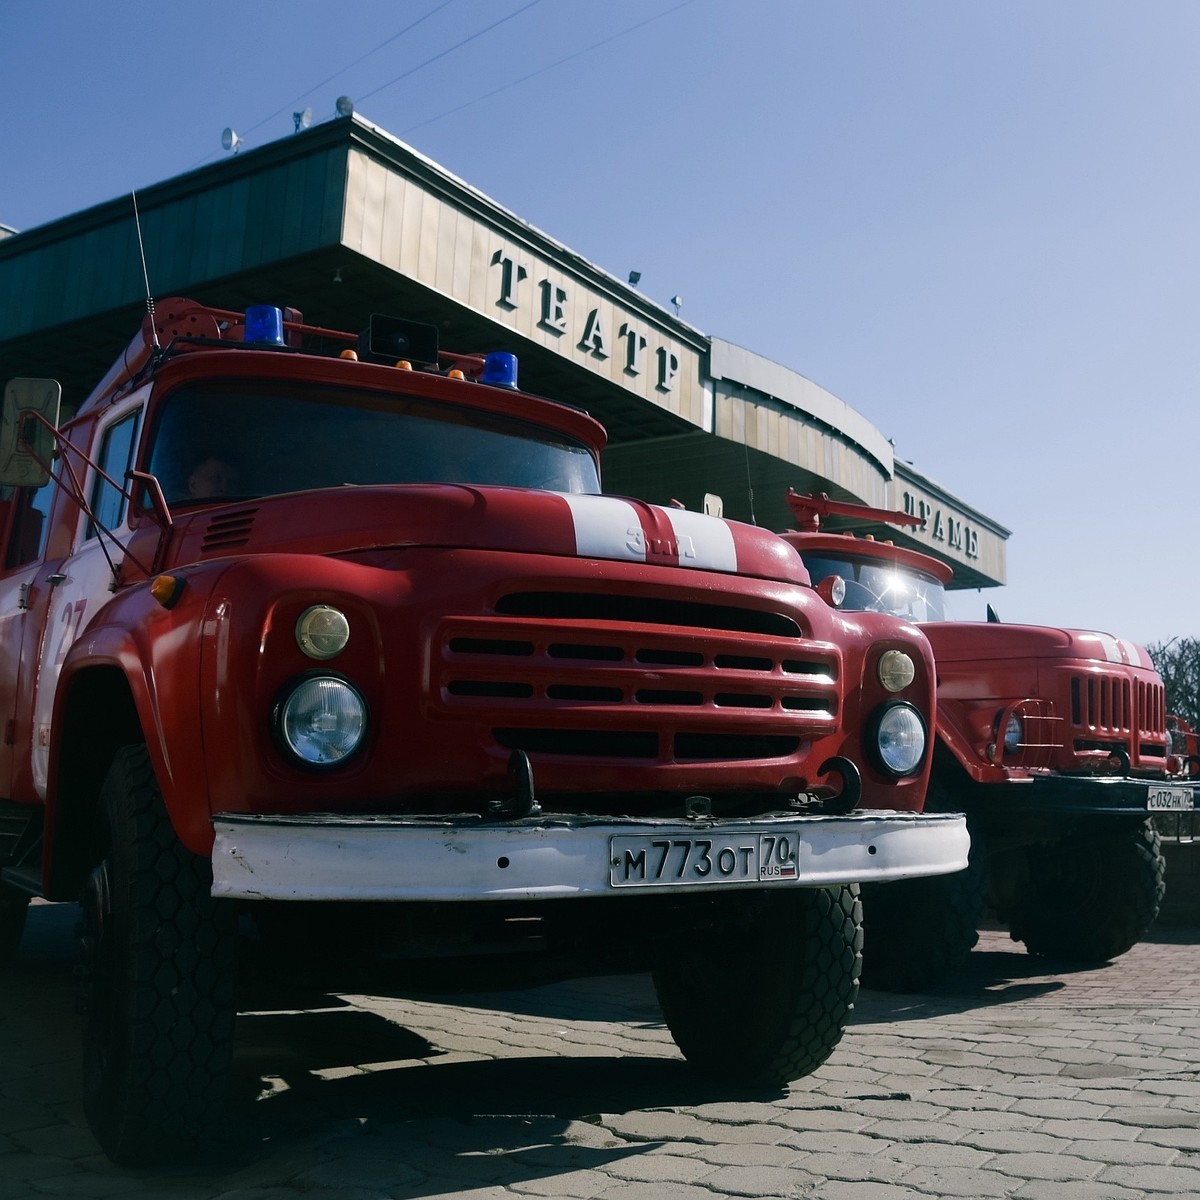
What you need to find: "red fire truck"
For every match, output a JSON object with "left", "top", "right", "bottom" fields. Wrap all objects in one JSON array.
[
  {"left": 1168, "top": 714, "right": 1200, "bottom": 773},
  {"left": 783, "top": 491, "right": 1197, "bottom": 991},
  {"left": 0, "top": 300, "right": 966, "bottom": 1163}
]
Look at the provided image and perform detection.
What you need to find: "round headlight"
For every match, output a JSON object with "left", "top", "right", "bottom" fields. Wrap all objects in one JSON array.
[
  {"left": 297, "top": 605, "right": 351, "bottom": 660},
  {"left": 877, "top": 649, "right": 916, "bottom": 693},
  {"left": 871, "top": 701, "right": 927, "bottom": 777},
  {"left": 1003, "top": 712, "right": 1023, "bottom": 753},
  {"left": 816, "top": 575, "right": 847, "bottom": 608},
  {"left": 278, "top": 677, "right": 367, "bottom": 766}
]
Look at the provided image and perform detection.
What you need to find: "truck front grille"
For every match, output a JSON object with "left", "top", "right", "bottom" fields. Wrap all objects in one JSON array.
[
  {"left": 432, "top": 590, "right": 838, "bottom": 765},
  {"left": 1069, "top": 673, "right": 1167, "bottom": 766}
]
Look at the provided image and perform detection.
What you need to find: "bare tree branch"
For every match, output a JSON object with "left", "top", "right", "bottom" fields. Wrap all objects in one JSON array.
[{"left": 1148, "top": 637, "right": 1200, "bottom": 727}]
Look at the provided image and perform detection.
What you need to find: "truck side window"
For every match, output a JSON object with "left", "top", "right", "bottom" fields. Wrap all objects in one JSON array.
[
  {"left": 4, "top": 479, "right": 55, "bottom": 569},
  {"left": 88, "top": 411, "right": 140, "bottom": 538}
]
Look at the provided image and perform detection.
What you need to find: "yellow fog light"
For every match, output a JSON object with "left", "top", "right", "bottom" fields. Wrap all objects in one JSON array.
[
  {"left": 296, "top": 605, "right": 350, "bottom": 660},
  {"left": 878, "top": 649, "right": 916, "bottom": 693}
]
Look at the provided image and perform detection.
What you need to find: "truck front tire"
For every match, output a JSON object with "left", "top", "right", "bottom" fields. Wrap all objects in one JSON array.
[
  {"left": 859, "top": 856, "right": 985, "bottom": 992},
  {"left": 652, "top": 884, "right": 861, "bottom": 1087},
  {"left": 1004, "top": 820, "right": 1165, "bottom": 962},
  {"left": 78, "top": 745, "right": 236, "bottom": 1165}
]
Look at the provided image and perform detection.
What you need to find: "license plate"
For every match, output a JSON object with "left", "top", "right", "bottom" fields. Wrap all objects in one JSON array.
[
  {"left": 1147, "top": 785, "right": 1194, "bottom": 811},
  {"left": 609, "top": 832, "right": 800, "bottom": 888}
]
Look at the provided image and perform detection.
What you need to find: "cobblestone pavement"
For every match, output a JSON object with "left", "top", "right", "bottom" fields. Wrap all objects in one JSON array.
[{"left": 3, "top": 901, "right": 1199, "bottom": 1199}]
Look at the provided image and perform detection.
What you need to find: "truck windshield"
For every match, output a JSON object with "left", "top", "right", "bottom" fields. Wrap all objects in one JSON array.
[
  {"left": 801, "top": 553, "right": 947, "bottom": 623},
  {"left": 147, "top": 381, "right": 602, "bottom": 505}
]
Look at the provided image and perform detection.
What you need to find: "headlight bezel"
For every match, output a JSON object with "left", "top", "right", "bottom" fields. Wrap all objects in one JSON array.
[
  {"left": 867, "top": 699, "right": 928, "bottom": 779},
  {"left": 274, "top": 673, "right": 369, "bottom": 769}
]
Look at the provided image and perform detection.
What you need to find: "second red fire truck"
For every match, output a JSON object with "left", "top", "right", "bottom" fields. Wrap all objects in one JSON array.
[{"left": 783, "top": 490, "right": 1196, "bottom": 990}]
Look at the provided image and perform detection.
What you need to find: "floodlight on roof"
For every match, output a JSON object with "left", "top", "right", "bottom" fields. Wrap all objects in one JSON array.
[
  {"left": 628, "top": 271, "right": 641, "bottom": 286},
  {"left": 336, "top": 96, "right": 354, "bottom": 118},
  {"left": 221, "top": 127, "right": 242, "bottom": 153},
  {"left": 294, "top": 107, "right": 313, "bottom": 132}
]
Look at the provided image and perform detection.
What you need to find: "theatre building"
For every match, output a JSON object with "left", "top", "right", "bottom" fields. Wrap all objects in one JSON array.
[{"left": 0, "top": 112, "right": 1006, "bottom": 590}]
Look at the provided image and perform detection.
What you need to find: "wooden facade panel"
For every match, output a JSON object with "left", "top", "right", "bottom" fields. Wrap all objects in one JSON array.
[
  {"left": 379, "top": 171, "right": 405, "bottom": 272},
  {"left": 467, "top": 222, "right": 490, "bottom": 311},
  {"left": 435, "top": 204, "right": 460, "bottom": 297},
  {"left": 417, "top": 192, "right": 440, "bottom": 284},
  {"left": 715, "top": 384, "right": 890, "bottom": 509},
  {"left": 449, "top": 209, "right": 472, "bottom": 302},
  {"left": 359, "top": 158, "right": 387, "bottom": 263},
  {"left": 341, "top": 150, "right": 370, "bottom": 256},
  {"left": 398, "top": 182, "right": 422, "bottom": 277}
]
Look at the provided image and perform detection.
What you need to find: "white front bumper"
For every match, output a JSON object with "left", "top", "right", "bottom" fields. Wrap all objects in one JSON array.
[{"left": 211, "top": 809, "right": 969, "bottom": 902}]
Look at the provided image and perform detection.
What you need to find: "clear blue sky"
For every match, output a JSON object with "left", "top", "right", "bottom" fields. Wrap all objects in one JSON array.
[{"left": 3, "top": 1, "right": 1197, "bottom": 646}]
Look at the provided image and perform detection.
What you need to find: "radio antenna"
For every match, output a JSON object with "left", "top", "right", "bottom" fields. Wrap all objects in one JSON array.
[{"left": 131, "top": 190, "right": 160, "bottom": 349}]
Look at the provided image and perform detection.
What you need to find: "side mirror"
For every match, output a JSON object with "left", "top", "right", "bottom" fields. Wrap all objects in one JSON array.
[{"left": 0, "top": 378, "right": 61, "bottom": 488}]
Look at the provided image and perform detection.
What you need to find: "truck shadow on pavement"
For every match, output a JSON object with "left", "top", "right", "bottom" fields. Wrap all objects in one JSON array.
[
  {"left": 205, "top": 1000, "right": 761, "bottom": 1193},
  {"left": 12, "top": 903, "right": 1191, "bottom": 1193},
  {"left": 222, "top": 977, "right": 745, "bottom": 1167},
  {"left": 855, "top": 948, "right": 1070, "bottom": 1020},
  {"left": 4, "top": 904, "right": 747, "bottom": 1193},
  {"left": 855, "top": 922, "right": 1199, "bottom": 1020},
  {"left": 224, "top": 1020, "right": 732, "bottom": 1159}
]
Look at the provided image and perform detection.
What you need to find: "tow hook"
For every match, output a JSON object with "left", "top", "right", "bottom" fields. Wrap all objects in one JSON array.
[
  {"left": 489, "top": 749, "right": 541, "bottom": 819},
  {"left": 816, "top": 756, "right": 862, "bottom": 815}
]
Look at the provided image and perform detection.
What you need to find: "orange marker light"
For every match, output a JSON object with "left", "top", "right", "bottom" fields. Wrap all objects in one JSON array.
[
  {"left": 395, "top": 359, "right": 413, "bottom": 370},
  {"left": 339, "top": 349, "right": 358, "bottom": 360},
  {"left": 150, "top": 575, "right": 184, "bottom": 609}
]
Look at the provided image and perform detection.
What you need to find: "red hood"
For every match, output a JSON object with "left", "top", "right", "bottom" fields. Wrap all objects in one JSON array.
[
  {"left": 924, "top": 622, "right": 1155, "bottom": 670},
  {"left": 148, "top": 485, "right": 809, "bottom": 586}
]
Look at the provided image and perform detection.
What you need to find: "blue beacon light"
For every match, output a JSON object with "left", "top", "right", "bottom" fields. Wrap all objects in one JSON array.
[
  {"left": 481, "top": 351, "right": 519, "bottom": 389},
  {"left": 244, "top": 305, "right": 286, "bottom": 345}
]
